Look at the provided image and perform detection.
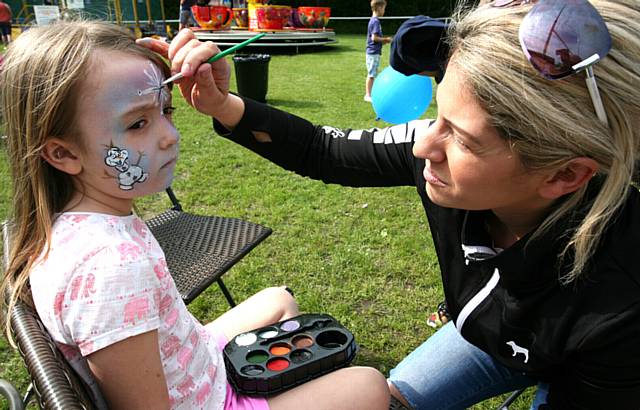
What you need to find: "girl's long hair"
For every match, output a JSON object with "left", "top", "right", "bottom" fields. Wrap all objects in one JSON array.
[
  {"left": 0, "top": 20, "right": 170, "bottom": 343},
  {"left": 449, "top": 0, "right": 640, "bottom": 282}
]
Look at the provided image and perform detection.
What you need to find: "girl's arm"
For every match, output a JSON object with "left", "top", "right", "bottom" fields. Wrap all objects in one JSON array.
[{"left": 87, "top": 330, "right": 170, "bottom": 410}]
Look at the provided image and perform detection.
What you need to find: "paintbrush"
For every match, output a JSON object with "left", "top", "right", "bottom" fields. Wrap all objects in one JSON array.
[{"left": 161, "top": 32, "right": 267, "bottom": 86}]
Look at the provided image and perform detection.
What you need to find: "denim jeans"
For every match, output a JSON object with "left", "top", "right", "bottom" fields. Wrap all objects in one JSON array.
[{"left": 388, "top": 322, "right": 548, "bottom": 410}]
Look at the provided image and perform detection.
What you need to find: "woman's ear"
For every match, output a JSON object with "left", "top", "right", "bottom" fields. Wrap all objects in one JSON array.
[
  {"left": 41, "top": 138, "right": 83, "bottom": 175},
  {"left": 538, "top": 157, "right": 599, "bottom": 200}
]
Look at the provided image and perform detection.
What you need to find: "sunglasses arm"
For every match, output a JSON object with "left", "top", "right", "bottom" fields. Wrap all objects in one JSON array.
[
  {"left": 584, "top": 67, "right": 609, "bottom": 127},
  {"left": 574, "top": 55, "right": 609, "bottom": 127}
]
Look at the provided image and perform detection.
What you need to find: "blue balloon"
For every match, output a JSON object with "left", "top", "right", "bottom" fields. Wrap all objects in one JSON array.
[{"left": 371, "top": 66, "right": 433, "bottom": 124}]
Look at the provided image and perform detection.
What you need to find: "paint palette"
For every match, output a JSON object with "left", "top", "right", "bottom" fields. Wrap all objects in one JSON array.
[{"left": 223, "top": 313, "right": 357, "bottom": 396}]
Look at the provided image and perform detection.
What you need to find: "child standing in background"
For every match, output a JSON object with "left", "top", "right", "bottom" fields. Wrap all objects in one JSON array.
[
  {"left": 178, "top": 0, "right": 196, "bottom": 31},
  {"left": 364, "top": 0, "right": 391, "bottom": 102},
  {"left": 0, "top": 20, "right": 390, "bottom": 410}
]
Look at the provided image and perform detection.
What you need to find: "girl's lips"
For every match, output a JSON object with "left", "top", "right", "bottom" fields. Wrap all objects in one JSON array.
[
  {"left": 161, "top": 157, "right": 176, "bottom": 169},
  {"left": 423, "top": 167, "right": 446, "bottom": 186}
]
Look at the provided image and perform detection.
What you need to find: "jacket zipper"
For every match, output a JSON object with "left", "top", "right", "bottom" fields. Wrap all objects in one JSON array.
[{"left": 455, "top": 268, "right": 500, "bottom": 333}]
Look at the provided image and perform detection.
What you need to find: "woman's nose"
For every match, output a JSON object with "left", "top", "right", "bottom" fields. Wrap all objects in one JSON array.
[{"left": 413, "top": 119, "right": 446, "bottom": 163}]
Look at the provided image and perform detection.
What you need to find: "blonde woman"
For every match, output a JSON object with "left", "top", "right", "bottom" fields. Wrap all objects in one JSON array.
[{"left": 142, "top": 0, "right": 640, "bottom": 408}]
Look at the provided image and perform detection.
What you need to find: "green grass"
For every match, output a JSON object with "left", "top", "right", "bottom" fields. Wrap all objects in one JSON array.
[{"left": 0, "top": 34, "right": 533, "bottom": 409}]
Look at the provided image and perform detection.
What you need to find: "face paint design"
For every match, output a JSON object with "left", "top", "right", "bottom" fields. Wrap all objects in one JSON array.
[
  {"left": 104, "top": 145, "right": 149, "bottom": 190},
  {"left": 138, "top": 62, "right": 171, "bottom": 115}
]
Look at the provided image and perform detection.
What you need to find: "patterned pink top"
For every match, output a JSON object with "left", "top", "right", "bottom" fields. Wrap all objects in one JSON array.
[{"left": 30, "top": 213, "right": 227, "bottom": 410}]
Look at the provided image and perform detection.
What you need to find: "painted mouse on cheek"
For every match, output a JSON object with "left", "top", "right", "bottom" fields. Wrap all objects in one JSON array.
[{"left": 104, "top": 146, "right": 148, "bottom": 190}]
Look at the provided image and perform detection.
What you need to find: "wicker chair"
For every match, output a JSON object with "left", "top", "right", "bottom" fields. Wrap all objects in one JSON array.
[
  {"left": 147, "top": 188, "right": 272, "bottom": 306},
  {"left": 0, "top": 188, "right": 272, "bottom": 408},
  {"left": 2, "top": 222, "right": 94, "bottom": 410},
  {"left": 496, "top": 388, "right": 527, "bottom": 409},
  {"left": 1, "top": 296, "right": 97, "bottom": 410}
]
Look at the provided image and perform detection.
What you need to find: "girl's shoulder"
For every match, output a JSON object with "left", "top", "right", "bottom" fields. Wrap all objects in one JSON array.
[
  {"left": 30, "top": 212, "right": 166, "bottom": 311},
  {"left": 52, "top": 212, "right": 152, "bottom": 248},
  {"left": 32, "top": 212, "right": 160, "bottom": 283}
]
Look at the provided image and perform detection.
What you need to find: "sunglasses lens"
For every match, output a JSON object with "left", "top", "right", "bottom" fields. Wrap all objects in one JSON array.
[{"left": 519, "top": 0, "right": 612, "bottom": 79}]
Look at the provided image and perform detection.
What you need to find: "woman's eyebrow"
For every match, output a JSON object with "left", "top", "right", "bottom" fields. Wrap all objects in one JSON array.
[{"left": 443, "top": 117, "right": 483, "bottom": 146}]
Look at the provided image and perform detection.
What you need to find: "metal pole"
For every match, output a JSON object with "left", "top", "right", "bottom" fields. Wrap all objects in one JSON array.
[
  {"left": 114, "top": 0, "right": 123, "bottom": 25},
  {"left": 131, "top": 0, "right": 141, "bottom": 37}
]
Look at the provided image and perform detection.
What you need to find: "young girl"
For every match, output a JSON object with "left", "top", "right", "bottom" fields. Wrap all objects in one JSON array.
[{"left": 0, "top": 21, "right": 389, "bottom": 410}]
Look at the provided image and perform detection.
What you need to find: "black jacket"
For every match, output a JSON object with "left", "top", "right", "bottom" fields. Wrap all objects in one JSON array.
[{"left": 213, "top": 97, "right": 640, "bottom": 409}]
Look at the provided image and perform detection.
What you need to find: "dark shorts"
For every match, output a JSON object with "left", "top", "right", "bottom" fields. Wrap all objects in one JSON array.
[
  {"left": 0, "top": 22, "right": 11, "bottom": 36},
  {"left": 179, "top": 9, "right": 194, "bottom": 26}
]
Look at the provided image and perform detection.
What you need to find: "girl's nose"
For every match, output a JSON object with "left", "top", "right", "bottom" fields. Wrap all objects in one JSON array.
[
  {"left": 413, "top": 119, "right": 446, "bottom": 163},
  {"left": 159, "top": 122, "right": 180, "bottom": 149}
]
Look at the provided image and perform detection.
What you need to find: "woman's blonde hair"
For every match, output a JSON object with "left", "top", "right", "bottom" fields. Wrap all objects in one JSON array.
[
  {"left": 0, "top": 20, "right": 170, "bottom": 343},
  {"left": 448, "top": 0, "right": 640, "bottom": 282}
]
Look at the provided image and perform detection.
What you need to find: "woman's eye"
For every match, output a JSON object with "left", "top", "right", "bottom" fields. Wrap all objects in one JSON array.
[
  {"left": 129, "top": 119, "right": 147, "bottom": 130},
  {"left": 453, "top": 135, "right": 471, "bottom": 152}
]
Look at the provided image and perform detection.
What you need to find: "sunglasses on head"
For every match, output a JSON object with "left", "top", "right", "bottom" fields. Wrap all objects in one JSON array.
[{"left": 492, "top": 0, "right": 611, "bottom": 126}]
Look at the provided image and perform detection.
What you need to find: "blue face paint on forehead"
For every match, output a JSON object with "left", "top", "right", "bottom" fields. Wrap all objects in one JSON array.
[
  {"left": 96, "top": 60, "right": 169, "bottom": 129},
  {"left": 138, "top": 62, "right": 171, "bottom": 114}
]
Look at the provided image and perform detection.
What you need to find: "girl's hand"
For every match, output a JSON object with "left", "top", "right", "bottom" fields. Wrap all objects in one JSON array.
[{"left": 137, "top": 30, "right": 231, "bottom": 118}]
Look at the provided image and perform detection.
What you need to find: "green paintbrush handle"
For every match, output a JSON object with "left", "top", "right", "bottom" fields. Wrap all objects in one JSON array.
[{"left": 162, "top": 32, "right": 266, "bottom": 85}]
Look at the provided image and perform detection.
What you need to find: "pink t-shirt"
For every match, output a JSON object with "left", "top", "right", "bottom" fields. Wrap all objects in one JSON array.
[{"left": 30, "top": 213, "right": 227, "bottom": 410}]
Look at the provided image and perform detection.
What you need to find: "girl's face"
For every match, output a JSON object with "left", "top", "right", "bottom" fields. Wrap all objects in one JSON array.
[
  {"left": 72, "top": 50, "right": 179, "bottom": 211},
  {"left": 412, "top": 63, "right": 549, "bottom": 214}
]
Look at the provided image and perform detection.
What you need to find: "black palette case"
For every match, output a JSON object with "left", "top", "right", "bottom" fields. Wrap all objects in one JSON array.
[{"left": 223, "top": 313, "right": 357, "bottom": 396}]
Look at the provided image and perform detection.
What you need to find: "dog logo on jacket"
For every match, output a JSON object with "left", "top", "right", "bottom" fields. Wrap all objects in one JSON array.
[{"left": 506, "top": 341, "right": 529, "bottom": 363}]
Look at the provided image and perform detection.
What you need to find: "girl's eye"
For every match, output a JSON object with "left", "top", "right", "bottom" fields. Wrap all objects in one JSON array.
[
  {"left": 129, "top": 119, "right": 147, "bottom": 130},
  {"left": 163, "top": 106, "right": 176, "bottom": 117}
]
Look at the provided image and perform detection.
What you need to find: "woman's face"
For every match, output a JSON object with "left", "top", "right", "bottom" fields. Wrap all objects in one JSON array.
[{"left": 413, "top": 63, "right": 548, "bottom": 214}]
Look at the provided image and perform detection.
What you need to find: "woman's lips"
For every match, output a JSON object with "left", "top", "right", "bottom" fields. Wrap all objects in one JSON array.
[{"left": 423, "top": 167, "right": 446, "bottom": 186}]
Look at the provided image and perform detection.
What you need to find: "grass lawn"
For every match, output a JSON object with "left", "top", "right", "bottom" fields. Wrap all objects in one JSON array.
[{"left": 0, "top": 34, "right": 533, "bottom": 409}]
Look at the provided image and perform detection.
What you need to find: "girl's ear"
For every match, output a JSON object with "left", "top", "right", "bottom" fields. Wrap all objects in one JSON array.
[
  {"left": 537, "top": 157, "right": 599, "bottom": 200},
  {"left": 41, "top": 138, "right": 83, "bottom": 175}
]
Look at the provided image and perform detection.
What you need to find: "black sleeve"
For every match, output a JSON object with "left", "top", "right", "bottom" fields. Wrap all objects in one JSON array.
[
  {"left": 547, "top": 305, "right": 640, "bottom": 409},
  {"left": 212, "top": 97, "right": 426, "bottom": 188}
]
